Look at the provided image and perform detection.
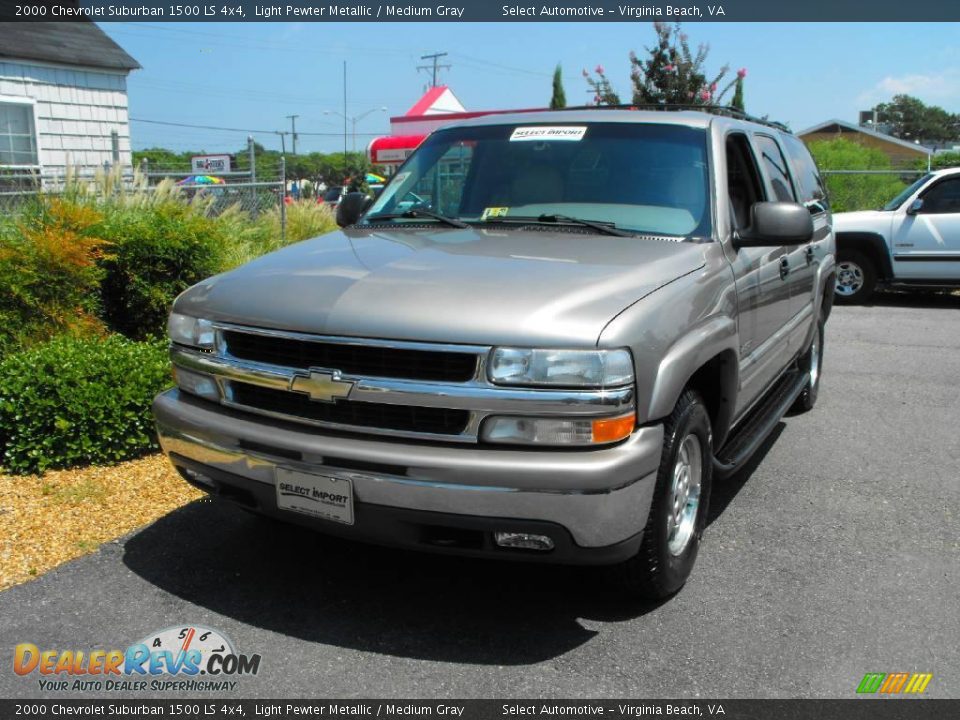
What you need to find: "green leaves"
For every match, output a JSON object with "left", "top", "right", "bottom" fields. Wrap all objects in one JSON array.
[{"left": 0, "top": 336, "right": 172, "bottom": 475}]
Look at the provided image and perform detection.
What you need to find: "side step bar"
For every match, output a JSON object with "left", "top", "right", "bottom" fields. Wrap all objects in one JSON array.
[{"left": 713, "top": 369, "right": 808, "bottom": 479}]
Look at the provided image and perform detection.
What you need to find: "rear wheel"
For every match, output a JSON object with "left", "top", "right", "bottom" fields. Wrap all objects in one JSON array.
[
  {"left": 835, "top": 250, "right": 876, "bottom": 304},
  {"left": 791, "top": 311, "right": 825, "bottom": 413},
  {"left": 613, "top": 390, "right": 713, "bottom": 600}
]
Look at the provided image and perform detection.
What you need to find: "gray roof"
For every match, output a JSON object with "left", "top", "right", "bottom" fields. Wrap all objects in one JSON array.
[
  {"left": 797, "top": 118, "right": 933, "bottom": 156},
  {"left": 0, "top": 21, "right": 140, "bottom": 71}
]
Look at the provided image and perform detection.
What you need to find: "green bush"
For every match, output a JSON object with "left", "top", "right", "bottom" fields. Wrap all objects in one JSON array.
[
  {"left": 0, "top": 197, "right": 109, "bottom": 357},
  {"left": 806, "top": 138, "right": 909, "bottom": 212},
  {"left": 97, "top": 201, "right": 226, "bottom": 340},
  {"left": 0, "top": 335, "right": 171, "bottom": 474}
]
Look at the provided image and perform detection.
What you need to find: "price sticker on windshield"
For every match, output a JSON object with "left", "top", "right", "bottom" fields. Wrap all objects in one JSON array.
[{"left": 510, "top": 126, "right": 587, "bottom": 142}]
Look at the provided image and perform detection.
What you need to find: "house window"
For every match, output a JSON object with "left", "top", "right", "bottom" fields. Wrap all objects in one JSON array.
[{"left": 0, "top": 100, "right": 39, "bottom": 167}]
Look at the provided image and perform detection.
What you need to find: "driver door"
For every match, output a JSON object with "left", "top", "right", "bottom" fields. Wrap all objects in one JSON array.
[{"left": 890, "top": 174, "right": 960, "bottom": 280}]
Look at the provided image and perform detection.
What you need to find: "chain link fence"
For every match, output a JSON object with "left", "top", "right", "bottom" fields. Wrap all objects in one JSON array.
[{"left": 0, "top": 170, "right": 287, "bottom": 239}]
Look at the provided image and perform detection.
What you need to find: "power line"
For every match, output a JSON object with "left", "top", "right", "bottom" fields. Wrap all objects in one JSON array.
[{"left": 130, "top": 117, "right": 385, "bottom": 138}]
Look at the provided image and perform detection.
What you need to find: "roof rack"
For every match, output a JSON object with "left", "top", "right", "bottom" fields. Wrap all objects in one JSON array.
[{"left": 561, "top": 104, "right": 792, "bottom": 133}]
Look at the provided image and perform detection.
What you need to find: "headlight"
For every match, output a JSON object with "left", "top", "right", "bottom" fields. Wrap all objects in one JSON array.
[
  {"left": 481, "top": 413, "right": 636, "bottom": 446},
  {"left": 488, "top": 348, "right": 633, "bottom": 387},
  {"left": 168, "top": 313, "right": 215, "bottom": 350}
]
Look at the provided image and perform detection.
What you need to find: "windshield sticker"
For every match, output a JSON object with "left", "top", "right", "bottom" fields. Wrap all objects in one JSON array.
[
  {"left": 481, "top": 207, "right": 510, "bottom": 220},
  {"left": 510, "top": 126, "right": 587, "bottom": 142}
]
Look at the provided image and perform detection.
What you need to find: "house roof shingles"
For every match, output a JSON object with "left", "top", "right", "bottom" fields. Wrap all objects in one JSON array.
[{"left": 0, "top": 21, "right": 140, "bottom": 72}]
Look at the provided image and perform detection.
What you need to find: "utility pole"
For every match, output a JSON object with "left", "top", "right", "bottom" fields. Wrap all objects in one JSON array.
[
  {"left": 343, "top": 60, "right": 348, "bottom": 178},
  {"left": 286, "top": 115, "right": 299, "bottom": 154},
  {"left": 417, "top": 52, "right": 450, "bottom": 88}
]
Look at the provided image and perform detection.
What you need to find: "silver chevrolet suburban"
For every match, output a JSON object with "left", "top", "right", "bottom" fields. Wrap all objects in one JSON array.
[{"left": 154, "top": 108, "right": 836, "bottom": 599}]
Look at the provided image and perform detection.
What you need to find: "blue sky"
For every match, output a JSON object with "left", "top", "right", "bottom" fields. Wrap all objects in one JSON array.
[{"left": 102, "top": 21, "right": 960, "bottom": 155}]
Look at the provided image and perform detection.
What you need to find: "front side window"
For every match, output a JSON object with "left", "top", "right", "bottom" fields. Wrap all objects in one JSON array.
[
  {"left": 368, "top": 122, "right": 712, "bottom": 238},
  {"left": 919, "top": 177, "right": 960, "bottom": 214},
  {"left": 755, "top": 135, "right": 796, "bottom": 202},
  {"left": 883, "top": 174, "right": 931, "bottom": 211},
  {"left": 0, "top": 101, "right": 38, "bottom": 167}
]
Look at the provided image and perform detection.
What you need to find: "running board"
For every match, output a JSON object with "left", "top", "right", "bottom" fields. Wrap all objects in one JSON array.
[{"left": 713, "top": 369, "right": 807, "bottom": 479}]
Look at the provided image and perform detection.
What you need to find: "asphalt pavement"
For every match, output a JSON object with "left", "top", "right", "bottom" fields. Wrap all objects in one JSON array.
[{"left": 2, "top": 292, "right": 958, "bottom": 699}]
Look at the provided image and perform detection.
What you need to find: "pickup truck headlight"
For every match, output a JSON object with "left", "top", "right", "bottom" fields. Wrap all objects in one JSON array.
[
  {"left": 168, "top": 312, "right": 216, "bottom": 350},
  {"left": 481, "top": 413, "right": 636, "bottom": 446},
  {"left": 487, "top": 348, "right": 634, "bottom": 387}
]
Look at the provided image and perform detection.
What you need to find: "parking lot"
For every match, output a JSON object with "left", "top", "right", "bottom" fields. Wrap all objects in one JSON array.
[{"left": 1, "top": 293, "right": 957, "bottom": 699}]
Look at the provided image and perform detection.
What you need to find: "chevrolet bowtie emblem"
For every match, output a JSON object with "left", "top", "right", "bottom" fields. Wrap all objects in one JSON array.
[{"left": 289, "top": 370, "right": 354, "bottom": 403}]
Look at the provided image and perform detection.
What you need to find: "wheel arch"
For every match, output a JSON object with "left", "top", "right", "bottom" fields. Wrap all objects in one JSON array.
[
  {"left": 646, "top": 316, "right": 740, "bottom": 452},
  {"left": 836, "top": 231, "right": 893, "bottom": 280}
]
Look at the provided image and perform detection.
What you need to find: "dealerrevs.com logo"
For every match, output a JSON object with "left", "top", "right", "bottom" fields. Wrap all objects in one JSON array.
[{"left": 13, "top": 625, "right": 261, "bottom": 692}]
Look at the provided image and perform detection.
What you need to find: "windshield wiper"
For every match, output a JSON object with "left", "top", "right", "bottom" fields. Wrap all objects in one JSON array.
[
  {"left": 483, "top": 213, "right": 631, "bottom": 237},
  {"left": 365, "top": 209, "right": 469, "bottom": 229},
  {"left": 536, "top": 214, "right": 632, "bottom": 237}
]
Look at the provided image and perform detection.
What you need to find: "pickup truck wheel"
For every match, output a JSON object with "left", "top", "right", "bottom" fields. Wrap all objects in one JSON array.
[
  {"left": 835, "top": 251, "right": 876, "bottom": 304},
  {"left": 612, "top": 390, "right": 713, "bottom": 600},
  {"left": 791, "top": 312, "right": 825, "bottom": 413}
]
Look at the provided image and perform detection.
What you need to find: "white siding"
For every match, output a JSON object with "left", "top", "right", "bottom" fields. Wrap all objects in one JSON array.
[{"left": 0, "top": 59, "right": 132, "bottom": 180}]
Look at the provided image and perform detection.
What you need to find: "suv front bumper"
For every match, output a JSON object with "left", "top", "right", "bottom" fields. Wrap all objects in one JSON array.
[{"left": 153, "top": 389, "right": 664, "bottom": 565}]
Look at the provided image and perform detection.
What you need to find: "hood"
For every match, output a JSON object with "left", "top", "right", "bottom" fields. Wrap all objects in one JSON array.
[
  {"left": 175, "top": 227, "right": 706, "bottom": 347},
  {"left": 833, "top": 209, "right": 893, "bottom": 231}
]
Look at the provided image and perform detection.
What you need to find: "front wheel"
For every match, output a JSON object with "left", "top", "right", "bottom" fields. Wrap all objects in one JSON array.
[
  {"left": 835, "top": 251, "right": 877, "bottom": 304},
  {"left": 613, "top": 389, "right": 713, "bottom": 600}
]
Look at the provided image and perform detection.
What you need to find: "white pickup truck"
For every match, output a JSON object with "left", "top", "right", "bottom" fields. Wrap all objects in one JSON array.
[{"left": 833, "top": 167, "right": 960, "bottom": 302}]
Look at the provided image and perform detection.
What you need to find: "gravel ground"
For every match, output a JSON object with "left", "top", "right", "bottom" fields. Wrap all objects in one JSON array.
[
  {"left": 0, "top": 455, "right": 200, "bottom": 590},
  {"left": 0, "top": 292, "right": 957, "bottom": 699}
]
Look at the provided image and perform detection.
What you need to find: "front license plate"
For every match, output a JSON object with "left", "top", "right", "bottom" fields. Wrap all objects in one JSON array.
[{"left": 275, "top": 468, "right": 354, "bottom": 525}]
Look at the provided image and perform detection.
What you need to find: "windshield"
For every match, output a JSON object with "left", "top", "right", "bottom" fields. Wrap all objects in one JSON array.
[
  {"left": 882, "top": 174, "right": 931, "bottom": 211},
  {"left": 367, "top": 122, "right": 711, "bottom": 237}
]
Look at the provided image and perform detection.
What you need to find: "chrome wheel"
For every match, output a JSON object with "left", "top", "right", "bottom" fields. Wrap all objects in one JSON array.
[
  {"left": 666, "top": 434, "right": 703, "bottom": 556},
  {"left": 836, "top": 261, "right": 864, "bottom": 297}
]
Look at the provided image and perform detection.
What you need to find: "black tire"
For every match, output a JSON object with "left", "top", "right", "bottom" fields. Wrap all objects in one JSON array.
[
  {"left": 613, "top": 389, "right": 714, "bottom": 600},
  {"left": 791, "top": 311, "right": 825, "bottom": 413},
  {"left": 834, "top": 250, "right": 877, "bottom": 304}
]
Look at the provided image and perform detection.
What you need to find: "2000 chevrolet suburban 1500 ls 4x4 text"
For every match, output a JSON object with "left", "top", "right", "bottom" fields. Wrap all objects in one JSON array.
[{"left": 154, "top": 108, "right": 836, "bottom": 599}]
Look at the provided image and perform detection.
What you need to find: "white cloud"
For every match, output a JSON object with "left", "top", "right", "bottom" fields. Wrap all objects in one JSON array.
[{"left": 857, "top": 69, "right": 960, "bottom": 108}]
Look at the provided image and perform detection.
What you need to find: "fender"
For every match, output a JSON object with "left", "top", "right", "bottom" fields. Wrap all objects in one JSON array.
[
  {"left": 647, "top": 314, "right": 740, "bottom": 447},
  {"left": 835, "top": 232, "right": 893, "bottom": 280}
]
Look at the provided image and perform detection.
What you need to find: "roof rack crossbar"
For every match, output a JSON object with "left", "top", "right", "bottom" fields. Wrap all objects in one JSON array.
[{"left": 558, "top": 104, "right": 792, "bottom": 133}]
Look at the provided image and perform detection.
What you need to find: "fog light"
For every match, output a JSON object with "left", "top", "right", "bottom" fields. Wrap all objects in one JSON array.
[
  {"left": 182, "top": 467, "right": 216, "bottom": 489},
  {"left": 494, "top": 532, "right": 555, "bottom": 551},
  {"left": 173, "top": 367, "right": 220, "bottom": 401}
]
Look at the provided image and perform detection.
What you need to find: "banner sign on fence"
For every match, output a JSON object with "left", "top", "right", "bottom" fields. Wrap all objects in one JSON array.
[{"left": 192, "top": 155, "right": 232, "bottom": 174}]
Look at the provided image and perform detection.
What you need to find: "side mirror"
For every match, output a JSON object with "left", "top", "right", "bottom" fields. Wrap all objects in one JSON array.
[
  {"left": 906, "top": 198, "right": 924, "bottom": 215},
  {"left": 734, "top": 201, "right": 814, "bottom": 248},
  {"left": 336, "top": 192, "right": 373, "bottom": 227}
]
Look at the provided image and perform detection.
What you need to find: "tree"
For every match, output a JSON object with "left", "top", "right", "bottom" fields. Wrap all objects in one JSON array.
[
  {"left": 550, "top": 64, "right": 567, "bottom": 109},
  {"left": 581, "top": 23, "right": 745, "bottom": 110},
  {"left": 806, "top": 137, "right": 908, "bottom": 212},
  {"left": 583, "top": 65, "right": 622, "bottom": 106},
  {"left": 730, "top": 68, "right": 746, "bottom": 112},
  {"left": 629, "top": 22, "right": 739, "bottom": 106},
  {"left": 872, "top": 95, "right": 960, "bottom": 144}
]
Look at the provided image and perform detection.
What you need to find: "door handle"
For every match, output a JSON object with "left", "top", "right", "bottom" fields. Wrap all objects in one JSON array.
[
  {"left": 779, "top": 256, "right": 790, "bottom": 280},
  {"left": 805, "top": 246, "right": 816, "bottom": 265}
]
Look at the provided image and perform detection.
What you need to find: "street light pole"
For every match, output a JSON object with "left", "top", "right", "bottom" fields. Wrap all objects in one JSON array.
[{"left": 324, "top": 106, "right": 387, "bottom": 153}]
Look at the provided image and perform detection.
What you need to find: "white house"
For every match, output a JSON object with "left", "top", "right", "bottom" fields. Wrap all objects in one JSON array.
[{"left": 0, "top": 21, "right": 139, "bottom": 186}]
